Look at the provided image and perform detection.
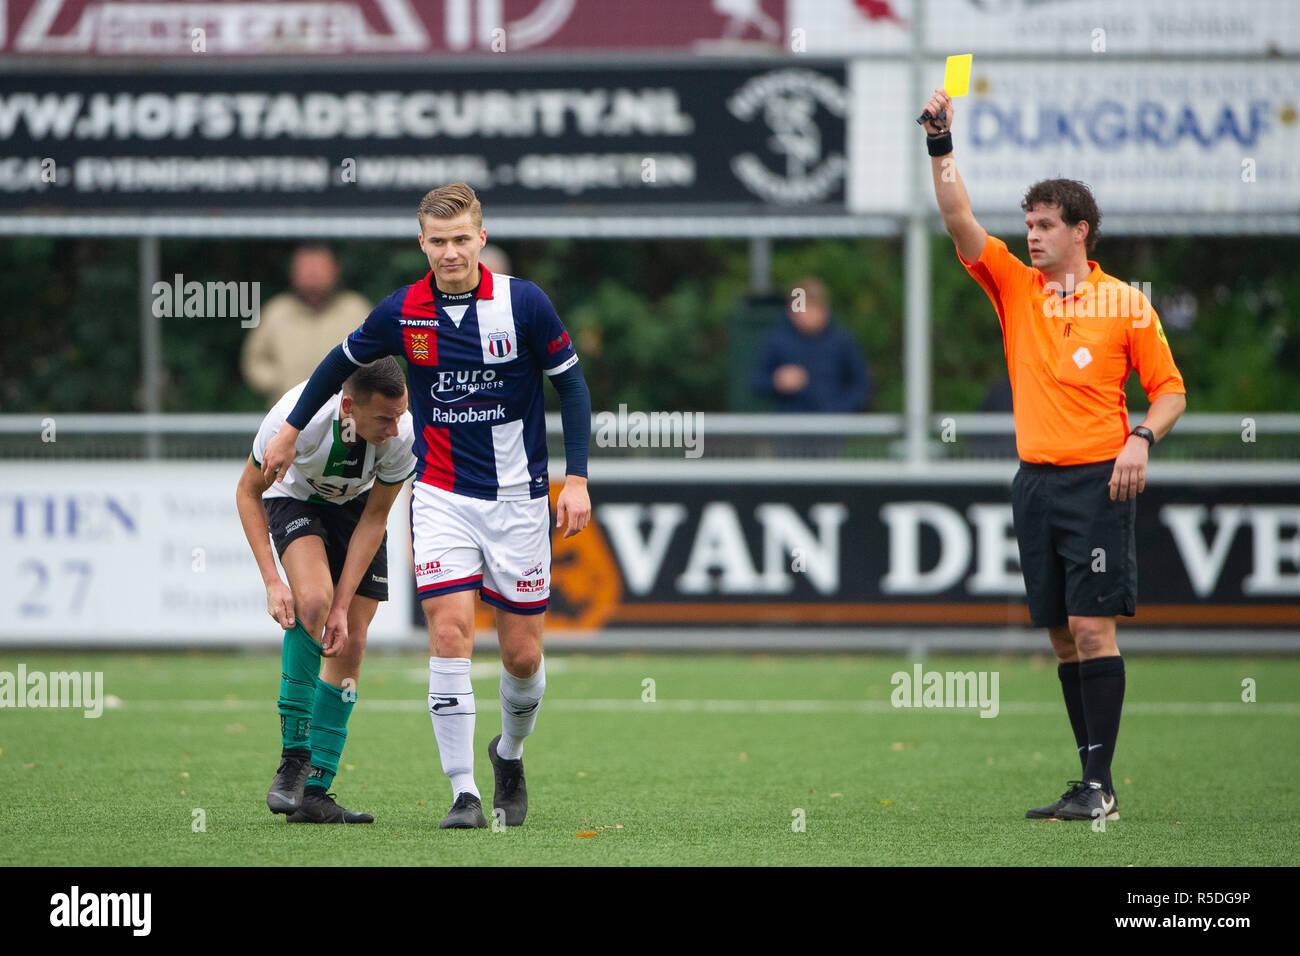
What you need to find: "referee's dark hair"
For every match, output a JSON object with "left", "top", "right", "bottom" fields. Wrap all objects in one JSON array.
[
  {"left": 1021, "top": 179, "right": 1101, "bottom": 252},
  {"left": 343, "top": 356, "right": 407, "bottom": 404}
]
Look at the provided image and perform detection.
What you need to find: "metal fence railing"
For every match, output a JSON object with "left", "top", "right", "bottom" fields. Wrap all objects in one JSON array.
[{"left": 2, "top": 412, "right": 1297, "bottom": 464}]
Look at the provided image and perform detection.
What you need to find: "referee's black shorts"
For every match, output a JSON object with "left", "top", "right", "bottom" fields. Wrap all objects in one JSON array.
[
  {"left": 1011, "top": 459, "right": 1137, "bottom": 628},
  {"left": 264, "top": 492, "right": 389, "bottom": 602}
]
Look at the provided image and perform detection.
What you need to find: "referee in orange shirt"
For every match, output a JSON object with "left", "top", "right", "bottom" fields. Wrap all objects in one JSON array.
[{"left": 921, "top": 88, "right": 1187, "bottom": 822}]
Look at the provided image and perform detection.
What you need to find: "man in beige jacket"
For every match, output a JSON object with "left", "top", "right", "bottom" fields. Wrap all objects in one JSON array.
[{"left": 242, "top": 245, "right": 372, "bottom": 407}]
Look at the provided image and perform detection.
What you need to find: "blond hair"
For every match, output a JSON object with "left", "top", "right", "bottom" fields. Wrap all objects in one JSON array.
[{"left": 417, "top": 182, "right": 482, "bottom": 230}]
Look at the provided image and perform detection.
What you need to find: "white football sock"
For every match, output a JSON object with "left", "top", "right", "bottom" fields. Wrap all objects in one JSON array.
[
  {"left": 497, "top": 657, "right": 545, "bottom": 761},
  {"left": 428, "top": 657, "right": 478, "bottom": 799}
]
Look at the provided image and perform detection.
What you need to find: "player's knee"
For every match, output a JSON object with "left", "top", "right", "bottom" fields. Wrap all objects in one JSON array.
[
  {"left": 430, "top": 620, "right": 473, "bottom": 657},
  {"left": 297, "top": 590, "right": 332, "bottom": 638},
  {"left": 1069, "top": 619, "right": 1113, "bottom": 656},
  {"left": 501, "top": 646, "right": 541, "bottom": 679}
]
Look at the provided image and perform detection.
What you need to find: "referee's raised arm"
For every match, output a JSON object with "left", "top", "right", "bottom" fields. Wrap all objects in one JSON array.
[{"left": 921, "top": 88, "right": 987, "bottom": 263}]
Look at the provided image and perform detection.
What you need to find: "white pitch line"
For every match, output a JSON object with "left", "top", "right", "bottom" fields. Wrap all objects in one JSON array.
[{"left": 98, "top": 698, "right": 1300, "bottom": 716}]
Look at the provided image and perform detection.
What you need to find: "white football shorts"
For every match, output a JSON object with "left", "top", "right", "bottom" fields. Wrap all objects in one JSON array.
[{"left": 410, "top": 481, "right": 550, "bottom": 615}]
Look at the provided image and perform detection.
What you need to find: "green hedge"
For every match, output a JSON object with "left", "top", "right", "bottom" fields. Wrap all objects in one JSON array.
[{"left": 3, "top": 234, "right": 1297, "bottom": 414}]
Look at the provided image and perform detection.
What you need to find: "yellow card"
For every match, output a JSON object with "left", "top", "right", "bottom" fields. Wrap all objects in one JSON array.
[{"left": 943, "top": 54, "right": 973, "bottom": 98}]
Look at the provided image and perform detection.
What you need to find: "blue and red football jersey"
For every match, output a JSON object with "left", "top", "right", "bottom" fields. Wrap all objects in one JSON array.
[{"left": 341, "top": 264, "right": 579, "bottom": 501}]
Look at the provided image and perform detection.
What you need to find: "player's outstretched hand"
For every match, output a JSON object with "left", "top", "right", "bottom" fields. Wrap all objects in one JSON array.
[
  {"left": 266, "top": 580, "right": 296, "bottom": 629},
  {"left": 320, "top": 605, "right": 349, "bottom": 657},
  {"left": 261, "top": 425, "right": 300, "bottom": 484},
  {"left": 555, "top": 476, "right": 591, "bottom": 539},
  {"left": 921, "top": 88, "right": 954, "bottom": 135},
  {"left": 1108, "top": 436, "right": 1149, "bottom": 501}
]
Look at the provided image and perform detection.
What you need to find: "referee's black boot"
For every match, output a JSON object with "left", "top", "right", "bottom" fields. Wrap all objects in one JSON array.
[{"left": 1047, "top": 780, "right": 1119, "bottom": 822}]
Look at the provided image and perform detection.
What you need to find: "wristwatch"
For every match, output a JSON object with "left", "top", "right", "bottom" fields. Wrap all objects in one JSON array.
[{"left": 1131, "top": 426, "right": 1157, "bottom": 447}]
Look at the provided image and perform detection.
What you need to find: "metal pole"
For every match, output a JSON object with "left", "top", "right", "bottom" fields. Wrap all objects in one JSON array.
[
  {"left": 749, "top": 235, "right": 772, "bottom": 295},
  {"left": 139, "top": 234, "right": 161, "bottom": 459},
  {"left": 903, "top": 1, "right": 931, "bottom": 467}
]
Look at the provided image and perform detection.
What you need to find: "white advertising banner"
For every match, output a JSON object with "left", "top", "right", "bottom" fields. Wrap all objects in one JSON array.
[
  {"left": 0, "top": 463, "right": 415, "bottom": 644},
  {"left": 850, "top": 59, "right": 1300, "bottom": 216},
  {"left": 793, "top": 0, "right": 1300, "bottom": 55}
]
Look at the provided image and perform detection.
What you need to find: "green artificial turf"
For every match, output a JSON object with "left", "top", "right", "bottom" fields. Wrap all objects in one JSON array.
[{"left": 1, "top": 651, "right": 1296, "bottom": 866}]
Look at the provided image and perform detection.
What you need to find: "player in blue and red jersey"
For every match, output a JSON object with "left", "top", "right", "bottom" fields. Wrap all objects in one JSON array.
[{"left": 260, "top": 183, "right": 591, "bottom": 829}]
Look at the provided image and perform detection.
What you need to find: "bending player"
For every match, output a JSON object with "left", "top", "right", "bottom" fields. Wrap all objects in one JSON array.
[
  {"left": 236, "top": 357, "right": 415, "bottom": 823},
  {"left": 259, "top": 183, "right": 592, "bottom": 829}
]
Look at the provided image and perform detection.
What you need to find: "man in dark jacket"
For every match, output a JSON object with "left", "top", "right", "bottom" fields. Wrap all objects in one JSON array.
[{"left": 752, "top": 277, "right": 871, "bottom": 412}]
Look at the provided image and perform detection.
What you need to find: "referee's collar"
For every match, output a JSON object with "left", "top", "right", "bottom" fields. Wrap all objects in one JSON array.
[{"left": 1038, "top": 260, "right": 1104, "bottom": 299}]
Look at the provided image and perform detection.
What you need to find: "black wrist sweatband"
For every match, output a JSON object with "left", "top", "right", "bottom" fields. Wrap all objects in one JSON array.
[{"left": 926, "top": 131, "right": 953, "bottom": 156}]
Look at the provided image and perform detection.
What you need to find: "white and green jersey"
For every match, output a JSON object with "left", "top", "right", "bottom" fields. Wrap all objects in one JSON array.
[{"left": 252, "top": 382, "right": 416, "bottom": 504}]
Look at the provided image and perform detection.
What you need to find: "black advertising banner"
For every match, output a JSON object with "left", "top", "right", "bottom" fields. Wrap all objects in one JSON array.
[
  {"left": 0, "top": 64, "right": 848, "bottom": 213},
  {"left": 516, "top": 479, "right": 1300, "bottom": 631}
]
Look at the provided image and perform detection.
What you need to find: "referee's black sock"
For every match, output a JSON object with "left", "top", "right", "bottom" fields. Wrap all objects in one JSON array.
[
  {"left": 1057, "top": 661, "right": 1089, "bottom": 776},
  {"left": 1079, "top": 655, "right": 1126, "bottom": 792}
]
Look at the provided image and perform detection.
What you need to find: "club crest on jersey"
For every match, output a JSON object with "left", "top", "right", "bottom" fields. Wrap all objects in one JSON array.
[
  {"left": 403, "top": 327, "right": 437, "bottom": 366},
  {"left": 487, "top": 331, "right": 512, "bottom": 358}
]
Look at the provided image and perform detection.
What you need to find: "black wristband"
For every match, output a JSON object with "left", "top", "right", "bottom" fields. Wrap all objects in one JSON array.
[
  {"left": 1131, "top": 426, "right": 1156, "bottom": 447},
  {"left": 926, "top": 131, "right": 953, "bottom": 156}
]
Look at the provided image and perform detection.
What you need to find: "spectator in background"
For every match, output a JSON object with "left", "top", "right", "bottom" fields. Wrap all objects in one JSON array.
[
  {"left": 479, "top": 244, "right": 512, "bottom": 276},
  {"left": 242, "top": 244, "right": 372, "bottom": 407},
  {"left": 752, "top": 277, "right": 871, "bottom": 412}
]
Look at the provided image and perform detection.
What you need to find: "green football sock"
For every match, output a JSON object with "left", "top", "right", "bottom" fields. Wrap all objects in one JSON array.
[
  {"left": 305, "top": 677, "right": 355, "bottom": 791},
  {"left": 277, "top": 623, "right": 322, "bottom": 751}
]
